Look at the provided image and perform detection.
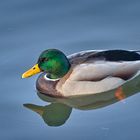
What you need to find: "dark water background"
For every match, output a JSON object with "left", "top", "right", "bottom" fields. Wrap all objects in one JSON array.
[{"left": 1, "top": 0, "right": 140, "bottom": 139}]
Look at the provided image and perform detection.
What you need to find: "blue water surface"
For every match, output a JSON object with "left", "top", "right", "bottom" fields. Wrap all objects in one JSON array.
[{"left": 1, "top": 0, "right": 140, "bottom": 140}]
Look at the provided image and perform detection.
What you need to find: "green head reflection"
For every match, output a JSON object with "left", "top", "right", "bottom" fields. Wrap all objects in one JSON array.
[{"left": 24, "top": 103, "right": 72, "bottom": 127}]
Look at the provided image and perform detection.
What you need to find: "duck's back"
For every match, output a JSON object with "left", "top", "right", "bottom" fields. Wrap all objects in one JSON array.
[{"left": 68, "top": 50, "right": 140, "bottom": 66}]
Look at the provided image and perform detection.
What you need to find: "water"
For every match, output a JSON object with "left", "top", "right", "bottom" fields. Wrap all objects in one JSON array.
[{"left": 1, "top": 0, "right": 140, "bottom": 139}]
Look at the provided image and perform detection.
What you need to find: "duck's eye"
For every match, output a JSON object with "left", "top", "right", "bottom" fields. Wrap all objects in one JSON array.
[{"left": 40, "top": 57, "right": 48, "bottom": 62}]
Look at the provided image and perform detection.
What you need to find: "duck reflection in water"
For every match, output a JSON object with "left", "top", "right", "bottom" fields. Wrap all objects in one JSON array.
[
  {"left": 24, "top": 71, "right": 140, "bottom": 127},
  {"left": 22, "top": 49, "right": 140, "bottom": 126}
]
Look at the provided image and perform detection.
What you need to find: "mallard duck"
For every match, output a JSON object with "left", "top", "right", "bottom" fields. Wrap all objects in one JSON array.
[{"left": 22, "top": 49, "right": 140, "bottom": 98}]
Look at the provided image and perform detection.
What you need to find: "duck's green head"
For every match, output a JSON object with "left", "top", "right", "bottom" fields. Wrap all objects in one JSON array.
[{"left": 22, "top": 49, "right": 71, "bottom": 79}]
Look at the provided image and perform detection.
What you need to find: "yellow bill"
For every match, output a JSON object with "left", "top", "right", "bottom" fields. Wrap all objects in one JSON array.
[{"left": 22, "top": 64, "right": 41, "bottom": 78}]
